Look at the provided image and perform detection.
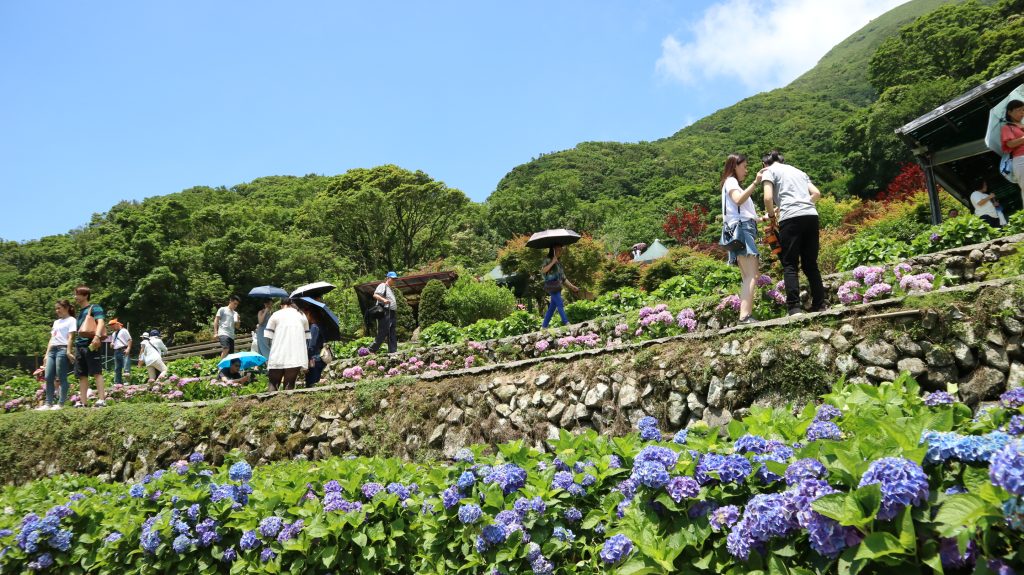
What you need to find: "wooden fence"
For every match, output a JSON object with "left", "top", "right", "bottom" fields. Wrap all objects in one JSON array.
[{"left": 162, "top": 335, "right": 254, "bottom": 362}]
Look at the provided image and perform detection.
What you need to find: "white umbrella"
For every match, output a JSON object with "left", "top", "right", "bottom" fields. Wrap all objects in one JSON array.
[
  {"left": 984, "top": 84, "right": 1024, "bottom": 155},
  {"left": 290, "top": 281, "right": 336, "bottom": 299}
]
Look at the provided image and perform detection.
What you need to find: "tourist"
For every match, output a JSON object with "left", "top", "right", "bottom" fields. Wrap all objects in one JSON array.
[
  {"left": 219, "top": 358, "right": 252, "bottom": 385},
  {"left": 368, "top": 272, "right": 399, "bottom": 354},
  {"left": 305, "top": 309, "right": 326, "bottom": 387},
  {"left": 213, "top": 295, "right": 241, "bottom": 359},
  {"left": 760, "top": 151, "right": 825, "bottom": 315},
  {"left": 71, "top": 285, "right": 107, "bottom": 407},
  {"left": 138, "top": 330, "right": 168, "bottom": 380},
  {"left": 970, "top": 178, "right": 1000, "bottom": 228},
  {"left": 256, "top": 299, "right": 273, "bottom": 358},
  {"left": 107, "top": 319, "right": 132, "bottom": 386},
  {"left": 264, "top": 298, "right": 310, "bottom": 391},
  {"left": 1001, "top": 99, "right": 1024, "bottom": 205},
  {"left": 540, "top": 245, "right": 580, "bottom": 328},
  {"left": 719, "top": 153, "right": 764, "bottom": 324},
  {"left": 39, "top": 299, "right": 76, "bottom": 410}
]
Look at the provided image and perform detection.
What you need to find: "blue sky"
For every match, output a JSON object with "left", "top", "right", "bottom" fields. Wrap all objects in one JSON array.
[{"left": 0, "top": 0, "right": 904, "bottom": 242}]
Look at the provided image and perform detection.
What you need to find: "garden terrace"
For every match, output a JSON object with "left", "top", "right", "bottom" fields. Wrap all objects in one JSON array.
[{"left": 1, "top": 275, "right": 1022, "bottom": 486}]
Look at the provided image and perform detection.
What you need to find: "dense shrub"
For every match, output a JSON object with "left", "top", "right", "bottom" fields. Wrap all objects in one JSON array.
[
  {"left": 395, "top": 289, "right": 416, "bottom": 340},
  {"left": 1003, "top": 210, "right": 1024, "bottom": 235},
  {"left": 498, "top": 310, "right": 541, "bottom": 337},
  {"left": 837, "top": 234, "right": 908, "bottom": 271},
  {"left": 418, "top": 321, "right": 464, "bottom": 347},
  {"left": 417, "top": 280, "right": 452, "bottom": 330},
  {"left": 650, "top": 275, "right": 699, "bottom": 300},
  {"left": 445, "top": 277, "right": 517, "bottom": 327},
  {"left": 910, "top": 215, "right": 996, "bottom": 254},
  {"left": 463, "top": 319, "right": 503, "bottom": 342},
  {"left": 565, "top": 300, "right": 602, "bottom": 324},
  {"left": 172, "top": 330, "right": 197, "bottom": 345},
  {"left": 598, "top": 259, "right": 642, "bottom": 293},
  {"left": 3, "top": 374, "right": 1023, "bottom": 574},
  {"left": 815, "top": 196, "right": 861, "bottom": 230},
  {"left": 639, "top": 258, "right": 680, "bottom": 292}
]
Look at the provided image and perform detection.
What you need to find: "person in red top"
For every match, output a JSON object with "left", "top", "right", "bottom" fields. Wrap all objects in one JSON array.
[{"left": 1001, "top": 99, "right": 1024, "bottom": 205}]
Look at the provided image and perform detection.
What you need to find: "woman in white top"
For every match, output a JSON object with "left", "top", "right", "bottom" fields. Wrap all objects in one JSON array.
[
  {"left": 969, "top": 178, "right": 1000, "bottom": 228},
  {"left": 40, "top": 299, "right": 77, "bottom": 409},
  {"left": 264, "top": 298, "right": 310, "bottom": 391},
  {"left": 138, "top": 330, "right": 169, "bottom": 380},
  {"left": 720, "top": 153, "right": 764, "bottom": 324}
]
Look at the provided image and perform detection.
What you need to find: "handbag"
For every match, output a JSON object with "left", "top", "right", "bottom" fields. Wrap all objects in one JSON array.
[
  {"left": 319, "top": 343, "right": 335, "bottom": 363},
  {"left": 366, "top": 303, "right": 385, "bottom": 319},
  {"left": 543, "top": 277, "right": 563, "bottom": 294},
  {"left": 1000, "top": 153, "right": 1017, "bottom": 184},
  {"left": 719, "top": 189, "right": 744, "bottom": 251},
  {"left": 78, "top": 305, "right": 107, "bottom": 340}
]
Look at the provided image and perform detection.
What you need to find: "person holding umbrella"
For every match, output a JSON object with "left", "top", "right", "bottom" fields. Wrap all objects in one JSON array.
[
  {"left": 368, "top": 272, "right": 399, "bottom": 354},
  {"left": 217, "top": 352, "right": 266, "bottom": 385},
  {"left": 304, "top": 307, "right": 326, "bottom": 387},
  {"left": 1001, "top": 99, "right": 1024, "bottom": 203},
  {"left": 540, "top": 245, "right": 580, "bottom": 328},
  {"left": 248, "top": 285, "right": 288, "bottom": 358}
]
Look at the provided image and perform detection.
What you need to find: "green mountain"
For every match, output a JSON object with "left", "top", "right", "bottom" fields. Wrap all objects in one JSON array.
[{"left": 485, "top": 0, "right": 1020, "bottom": 248}]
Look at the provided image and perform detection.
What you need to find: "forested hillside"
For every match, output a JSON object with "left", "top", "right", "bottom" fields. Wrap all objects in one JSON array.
[
  {"left": 487, "top": 0, "right": 1023, "bottom": 246},
  {"left": 1, "top": 0, "right": 1022, "bottom": 356}
]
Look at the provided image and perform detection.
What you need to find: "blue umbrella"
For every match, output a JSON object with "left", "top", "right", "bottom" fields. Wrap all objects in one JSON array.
[
  {"left": 297, "top": 296, "right": 342, "bottom": 342},
  {"left": 218, "top": 351, "right": 267, "bottom": 370},
  {"left": 248, "top": 285, "right": 289, "bottom": 299}
]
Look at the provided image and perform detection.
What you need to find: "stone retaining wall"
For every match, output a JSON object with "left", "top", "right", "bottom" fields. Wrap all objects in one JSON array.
[{"left": 4, "top": 277, "right": 1022, "bottom": 485}]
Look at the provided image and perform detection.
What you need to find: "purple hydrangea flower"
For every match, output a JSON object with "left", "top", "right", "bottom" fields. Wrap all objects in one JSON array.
[
  {"left": 222, "top": 547, "right": 237, "bottom": 562},
  {"left": 1001, "top": 388, "right": 1024, "bottom": 409},
  {"left": 322, "top": 492, "right": 362, "bottom": 513},
  {"left": 634, "top": 445, "right": 679, "bottom": 470},
  {"left": 239, "top": 530, "right": 259, "bottom": 551},
  {"left": 709, "top": 505, "right": 739, "bottom": 532},
  {"left": 552, "top": 526, "right": 574, "bottom": 541},
  {"left": 858, "top": 457, "right": 930, "bottom": 520},
  {"left": 665, "top": 476, "right": 700, "bottom": 502},
  {"left": 695, "top": 453, "right": 752, "bottom": 485},
  {"left": 734, "top": 434, "right": 770, "bottom": 454},
  {"left": 361, "top": 482, "right": 385, "bottom": 500},
  {"left": 441, "top": 486, "right": 460, "bottom": 509},
  {"left": 483, "top": 464, "right": 527, "bottom": 495},
  {"left": 806, "top": 420, "right": 842, "bottom": 442},
  {"left": 188, "top": 452, "right": 205, "bottom": 464},
  {"left": 938, "top": 537, "right": 977, "bottom": 570},
  {"left": 104, "top": 532, "right": 122, "bottom": 544},
  {"left": 726, "top": 493, "right": 798, "bottom": 560},
  {"left": 1009, "top": 415, "right": 1024, "bottom": 436},
  {"left": 632, "top": 460, "right": 670, "bottom": 489},
  {"left": 599, "top": 534, "right": 633, "bottom": 564},
  {"left": 814, "top": 404, "right": 842, "bottom": 422},
  {"left": 785, "top": 458, "right": 828, "bottom": 486},
  {"left": 260, "top": 547, "right": 276, "bottom": 562},
  {"left": 458, "top": 504, "right": 482, "bottom": 524},
  {"left": 564, "top": 507, "right": 583, "bottom": 523},
  {"left": 923, "top": 391, "right": 956, "bottom": 406},
  {"left": 172, "top": 534, "right": 194, "bottom": 554},
  {"left": 258, "top": 516, "right": 283, "bottom": 539},
  {"left": 551, "top": 471, "right": 574, "bottom": 491},
  {"left": 453, "top": 448, "right": 475, "bottom": 463}
]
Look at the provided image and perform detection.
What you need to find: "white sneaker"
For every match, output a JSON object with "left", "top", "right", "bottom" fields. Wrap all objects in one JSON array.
[
  {"left": 51, "top": 404, "right": 62, "bottom": 411},
  {"left": 35, "top": 404, "right": 52, "bottom": 411},
  {"left": 94, "top": 400, "right": 107, "bottom": 408}
]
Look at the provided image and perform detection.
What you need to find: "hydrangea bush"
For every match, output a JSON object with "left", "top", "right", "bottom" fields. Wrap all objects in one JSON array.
[{"left": 1, "top": 373, "right": 1022, "bottom": 573}]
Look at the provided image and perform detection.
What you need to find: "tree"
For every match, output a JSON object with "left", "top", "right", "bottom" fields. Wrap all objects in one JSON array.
[
  {"left": 417, "top": 280, "right": 452, "bottom": 330},
  {"left": 496, "top": 235, "right": 606, "bottom": 302},
  {"left": 394, "top": 288, "right": 416, "bottom": 341},
  {"left": 663, "top": 204, "right": 709, "bottom": 247}
]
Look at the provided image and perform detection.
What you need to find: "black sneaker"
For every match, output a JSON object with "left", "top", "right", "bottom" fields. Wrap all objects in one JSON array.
[{"left": 787, "top": 308, "right": 804, "bottom": 316}]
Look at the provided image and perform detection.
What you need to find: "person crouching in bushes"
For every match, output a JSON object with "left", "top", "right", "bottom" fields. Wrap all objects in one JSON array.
[
  {"left": 138, "top": 330, "right": 169, "bottom": 380},
  {"left": 540, "top": 245, "right": 580, "bottom": 328},
  {"left": 719, "top": 153, "right": 764, "bottom": 324},
  {"left": 219, "top": 358, "right": 252, "bottom": 386}
]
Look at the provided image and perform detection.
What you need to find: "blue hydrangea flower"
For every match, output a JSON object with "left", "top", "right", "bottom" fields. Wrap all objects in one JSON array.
[
  {"left": 47, "top": 505, "right": 72, "bottom": 520},
  {"left": 938, "top": 537, "right": 977, "bottom": 569},
  {"left": 228, "top": 461, "right": 252, "bottom": 482},
  {"left": 806, "top": 420, "right": 842, "bottom": 442},
  {"left": 453, "top": 448, "right": 475, "bottom": 463},
  {"left": 323, "top": 480, "right": 342, "bottom": 493},
  {"left": 239, "top": 530, "right": 260, "bottom": 551},
  {"left": 813, "top": 404, "right": 842, "bottom": 422},
  {"left": 457, "top": 471, "right": 476, "bottom": 492},
  {"left": 553, "top": 526, "right": 575, "bottom": 541},
  {"left": 28, "top": 552, "right": 54, "bottom": 571},
  {"left": 140, "top": 516, "right": 160, "bottom": 554},
  {"left": 494, "top": 510, "right": 520, "bottom": 526},
  {"left": 599, "top": 534, "right": 633, "bottom": 564},
  {"left": 104, "top": 532, "right": 122, "bottom": 544},
  {"left": 258, "top": 516, "right": 283, "bottom": 538},
  {"left": 188, "top": 452, "right": 205, "bottom": 463},
  {"left": 726, "top": 493, "right": 798, "bottom": 560},
  {"left": 639, "top": 426, "right": 661, "bottom": 441},
  {"left": 260, "top": 547, "right": 276, "bottom": 562},
  {"left": 481, "top": 523, "right": 507, "bottom": 546},
  {"left": 441, "top": 486, "right": 460, "bottom": 509},
  {"left": 323, "top": 492, "right": 362, "bottom": 513},
  {"left": 987, "top": 559, "right": 1017, "bottom": 575},
  {"left": 634, "top": 445, "right": 679, "bottom": 470},
  {"left": 458, "top": 504, "right": 482, "bottom": 524},
  {"left": 709, "top": 505, "right": 739, "bottom": 532},
  {"left": 805, "top": 512, "right": 860, "bottom": 558},
  {"left": 954, "top": 432, "right": 1012, "bottom": 463},
  {"left": 48, "top": 529, "right": 72, "bottom": 552},
  {"left": 129, "top": 483, "right": 146, "bottom": 498},
  {"left": 990, "top": 439, "right": 1024, "bottom": 496},
  {"left": 564, "top": 507, "right": 582, "bottom": 523},
  {"left": 665, "top": 476, "right": 700, "bottom": 502},
  {"left": 609, "top": 454, "right": 622, "bottom": 468},
  {"left": 637, "top": 416, "right": 658, "bottom": 430},
  {"left": 695, "top": 453, "right": 751, "bottom": 485},
  {"left": 529, "top": 497, "right": 546, "bottom": 514},
  {"left": 945, "top": 485, "right": 968, "bottom": 495},
  {"left": 858, "top": 457, "right": 930, "bottom": 520},
  {"left": 386, "top": 482, "right": 413, "bottom": 501},
  {"left": 566, "top": 483, "right": 586, "bottom": 497},
  {"left": 754, "top": 445, "right": 794, "bottom": 484},
  {"left": 632, "top": 460, "right": 670, "bottom": 488},
  {"left": 734, "top": 434, "right": 769, "bottom": 454},
  {"left": 483, "top": 464, "right": 528, "bottom": 495},
  {"left": 550, "top": 471, "right": 574, "bottom": 491},
  {"left": 1004, "top": 495, "right": 1024, "bottom": 531},
  {"left": 530, "top": 554, "right": 554, "bottom": 575},
  {"left": 672, "top": 430, "right": 688, "bottom": 445},
  {"left": 172, "top": 534, "right": 194, "bottom": 554},
  {"left": 222, "top": 547, "right": 237, "bottom": 562},
  {"left": 1009, "top": 415, "right": 1024, "bottom": 436},
  {"left": 581, "top": 473, "right": 596, "bottom": 487},
  {"left": 921, "top": 430, "right": 960, "bottom": 464},
  {"left": 923, "top": 391, "right": 956, "bottom": 406}
]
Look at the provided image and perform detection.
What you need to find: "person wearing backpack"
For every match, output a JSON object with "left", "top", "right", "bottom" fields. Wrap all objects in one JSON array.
[
  {"left": 368, "top": 272, "right": 399, "bottom": 354},
  {"left": 1001, "top": 99, "right": 1024, "bottom": 205},
  {"left": 71, "top": 285, "right": 107, "bottom": 407}
]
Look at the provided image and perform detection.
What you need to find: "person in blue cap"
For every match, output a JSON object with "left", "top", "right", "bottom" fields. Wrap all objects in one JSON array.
[{"left": 369, "top": 271, "right": 399, "bottom": 354}]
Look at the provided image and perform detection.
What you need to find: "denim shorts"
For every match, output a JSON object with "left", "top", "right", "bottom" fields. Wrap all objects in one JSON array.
[{"left": 727, "top": 219, "right": 760, "bottom": 265}]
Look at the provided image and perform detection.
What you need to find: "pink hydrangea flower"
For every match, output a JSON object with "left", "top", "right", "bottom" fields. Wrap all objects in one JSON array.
[{"left": 535, "top": 340, "right": 550, "bottom": 352}]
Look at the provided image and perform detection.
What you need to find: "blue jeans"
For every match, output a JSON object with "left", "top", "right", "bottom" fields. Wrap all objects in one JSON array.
[
  {"left": 113, "top": 350, "right": 130, "bottom": 385},
  {"left": 45, "top": 347, "right": 71, "bottom": 405},
  {"left": 542, "top": 291, "right": 569, "bottom": 328}
]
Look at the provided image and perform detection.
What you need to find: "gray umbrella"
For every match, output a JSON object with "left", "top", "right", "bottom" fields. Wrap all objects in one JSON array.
[{"left": 525, "top": 229, "right": 581, "bottom": 249}]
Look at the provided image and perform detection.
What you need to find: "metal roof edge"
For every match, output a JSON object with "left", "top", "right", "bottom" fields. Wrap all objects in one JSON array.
[{"left": 895, "top": 62, "right": 1024, "bottom": 135}]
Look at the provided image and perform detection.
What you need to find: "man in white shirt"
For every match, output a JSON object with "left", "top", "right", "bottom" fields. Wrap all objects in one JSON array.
[
  {"left": 213, "top": 295, "right": 241, "bottom": 359},
  {"left": 368, "top": 272, "right": 399, "bottom": 354},
  {"left": 108, "top": 319, "right": 132, "bottom": 385}
]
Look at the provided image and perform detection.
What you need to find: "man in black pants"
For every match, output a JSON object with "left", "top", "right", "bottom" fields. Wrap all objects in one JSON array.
[
  {"left": 369, "top": 272, "right": 399, "bottom": 354},
  {"left": 760, "top": 150, "right": 825, "bottom": 315}
]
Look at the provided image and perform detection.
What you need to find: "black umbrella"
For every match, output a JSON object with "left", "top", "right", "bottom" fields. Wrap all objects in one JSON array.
[
  {"left": 525, "top": 229, "right": 582, "bottom": 249},
  {"left": 291, "top": 281, "right": 336, "bottom": 299},
  {"left": 296, "top": 296, "right": 341, "bottom": 342}
]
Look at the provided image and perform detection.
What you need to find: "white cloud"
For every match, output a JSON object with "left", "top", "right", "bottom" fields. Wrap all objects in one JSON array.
[{"left": 655, "top": 0, "right": 906, "bottom": 90}]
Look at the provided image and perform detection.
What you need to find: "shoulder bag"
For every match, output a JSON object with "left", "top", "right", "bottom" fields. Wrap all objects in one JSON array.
[
  {"left": 719, "top": 187, "right": 745, "bottom": 251},
  {"left": 79, "top": 305, "right": 107, "bottom": 339}
]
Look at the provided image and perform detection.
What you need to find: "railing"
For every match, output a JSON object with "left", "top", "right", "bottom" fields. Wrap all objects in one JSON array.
[{"left": 163, "top": 335, "right": 254, "bottom": 362}]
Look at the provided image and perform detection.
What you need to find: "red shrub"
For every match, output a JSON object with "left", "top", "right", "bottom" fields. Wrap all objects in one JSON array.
[
  {"left": 876, "top": 163, "right": 925, "bottom": 203},
  {"left": 663, "top": 204, "right": 709, "bottom": 246}
]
